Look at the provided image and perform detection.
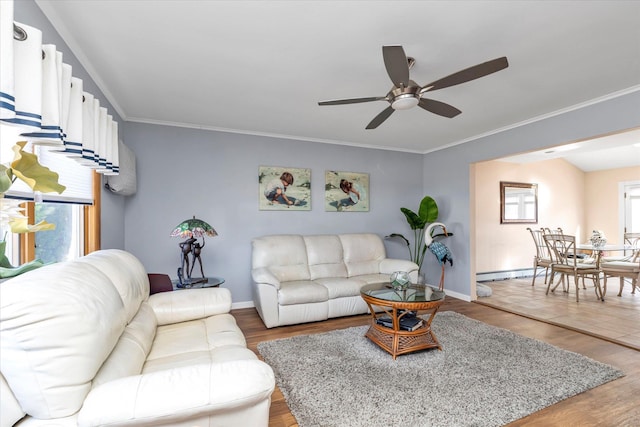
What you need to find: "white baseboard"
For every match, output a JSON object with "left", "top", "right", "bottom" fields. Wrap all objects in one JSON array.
[
  {"left": 232, "top": 300, "right": 255, "bottom": 310},
  {"left": 476, "top": 268, "right": 535, "bottom": 282},
  {"left": 444, "top": 289, "right": 472, "bottom": 302}
]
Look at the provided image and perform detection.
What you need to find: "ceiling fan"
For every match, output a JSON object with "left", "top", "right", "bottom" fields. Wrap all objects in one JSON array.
[{"left": 318, "top": 46, "right": 509, "bottom": 129}]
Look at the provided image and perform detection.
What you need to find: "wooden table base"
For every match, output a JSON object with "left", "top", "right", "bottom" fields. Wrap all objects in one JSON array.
[
  {"left": 365, "top": 317, "right": 442, "bottom": 359},
  {"left": 361, "top": 284, "right": 445, "bottom": 359}
]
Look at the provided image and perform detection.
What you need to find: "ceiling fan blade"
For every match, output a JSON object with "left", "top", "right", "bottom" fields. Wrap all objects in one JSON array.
[
  {"left": 318, "top": 97, "right": 386, "bottom": 106},
  {"left": 383, "top": 45, "right": 410, "bottom": 88},
  {"left": 421, "top": 57, "right": 509, "bottom": 93},
  {"left": 366, "top": 106, "right": 395, "bottom": 129},
  {"left": 418, "top": 98, "right": 462, "bottom": 118}
]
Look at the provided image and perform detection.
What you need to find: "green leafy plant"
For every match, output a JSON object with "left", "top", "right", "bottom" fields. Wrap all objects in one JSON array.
[{"left": 386, "top": 195, "right": 451, "bottom": 275}]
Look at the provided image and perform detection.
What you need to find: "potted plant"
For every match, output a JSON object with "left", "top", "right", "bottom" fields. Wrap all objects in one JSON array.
[{"left": 386, "top": 195, "right": 452, "bottom": 283}]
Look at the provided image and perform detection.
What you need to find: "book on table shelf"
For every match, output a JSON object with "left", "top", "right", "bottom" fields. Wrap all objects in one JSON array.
[{"left": 376, "top": 314, "right": 423, "bottom": 331}]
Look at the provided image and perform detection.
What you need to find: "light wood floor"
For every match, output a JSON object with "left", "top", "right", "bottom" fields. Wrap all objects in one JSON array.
[
  {"left": 476, "top": 277, "right": 640, "bottom": 350},
  {"left": 232, "top": 294, "right": 640, "bottom": 427}
]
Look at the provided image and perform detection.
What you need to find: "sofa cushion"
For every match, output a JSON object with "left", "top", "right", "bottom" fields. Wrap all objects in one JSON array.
[
  {"left": 149, "top": 287, "right": 233, "bottom": 326},
  {"left": 351, "top": 273, "right": 391, "bottom": 284},
  {"left": 92, "top": 302, "right": 158, "bottom": 389},
  {"left": 278, "top": 280, "right": 329, "bottom": 305},
  {"left": 143, "top": 313, "right": 255, "bottom": 372},
  {"left": 304, "top": 235, "right": 348, "bottom": 280},
  {"left": 1, "top": 373, "right": 24, "bottom": 427},
  {"left": 252, "top": 235, "right": 311, "bottom": 282},
  {"left": 339, "top": 233, "right": 386, "bottom": 276},
  {"left": 0, "top": 261, "right": 127, "bottom": 419},
  {"left": 314, "top": 277, "right": 367, "bottom": 299},
  {"left": 77, "top": 249, "right": 150, "bottom": 324}
]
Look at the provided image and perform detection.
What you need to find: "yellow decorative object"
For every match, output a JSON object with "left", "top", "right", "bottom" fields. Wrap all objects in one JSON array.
[
  {"left": 10, "top": 141, "right": 66, "bottom": 194},
  {"left": 0, "top": 142, "right": 65, "bottom": 235},
  {"left": 8, "top": 217, "right": 56, "bottom": 234},
  {"left": 0, "top": 164, "right": 14, "bottom": 193}
]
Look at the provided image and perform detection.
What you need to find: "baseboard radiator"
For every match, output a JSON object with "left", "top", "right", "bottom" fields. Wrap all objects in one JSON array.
[{"left": 476, "top": 268, "right": 535, "bottom": 282}]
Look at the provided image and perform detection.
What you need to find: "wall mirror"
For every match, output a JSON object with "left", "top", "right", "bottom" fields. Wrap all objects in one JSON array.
[{"left": 500, "top": 181, "right": 538, "bottom": 224}]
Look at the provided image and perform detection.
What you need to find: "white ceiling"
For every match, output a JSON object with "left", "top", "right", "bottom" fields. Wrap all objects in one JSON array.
[
  {"left": 499, "top": 128, "right": 640, "bottom": 172},
  {"left": 35, "top": 0, "right": 640, "bottom": 169}
]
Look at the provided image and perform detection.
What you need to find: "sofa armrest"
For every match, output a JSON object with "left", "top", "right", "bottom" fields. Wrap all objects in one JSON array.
[
  {"left": 379, "top": 259, "right": 419, "bottom": 275},
  {"left": 78, "top": 360, "right": 275, "bottom": 427},
  {"left": 148, "top": 287, "right": 232, "bottom": 326},
  {"left": 251, "top": 267, "right": 281, "bottom": 290}
]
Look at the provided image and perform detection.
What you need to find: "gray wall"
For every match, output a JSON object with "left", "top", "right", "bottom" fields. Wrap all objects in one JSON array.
[
  {"left": 421, "top": 91, "right": 640, "bottom": 296},
  {"left": 122, "top": 123, "right": 424, "bottom": 304},
  {"left": 15, "top": 0, "right": 126, "bottom": 250}
]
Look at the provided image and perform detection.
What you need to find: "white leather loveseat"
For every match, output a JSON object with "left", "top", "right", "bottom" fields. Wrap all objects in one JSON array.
[
  {"left": 0, "top": 249, "right": 275, "bottom": 427},
  {"left": 251, "top": 233, "right": 419, "bottom": 328}
]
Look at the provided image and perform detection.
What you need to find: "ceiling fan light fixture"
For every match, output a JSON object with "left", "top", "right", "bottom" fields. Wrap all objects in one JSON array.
[
  {"left": 391, "top": 94, "right": 419, "bottom": 110},
  {"left": 318, "top": 46, "right": 509, "bottom": 129}
]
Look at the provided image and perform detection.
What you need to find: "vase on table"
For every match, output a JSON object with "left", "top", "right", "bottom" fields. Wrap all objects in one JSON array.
[
  {"left": 390, "top": 271, "right": 411, "bottom": 290},
  {"left": 589, "top": 230, "right": 607, "bottom": 250}
]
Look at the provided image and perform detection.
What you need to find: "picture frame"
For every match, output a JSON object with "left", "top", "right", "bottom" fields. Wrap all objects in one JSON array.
[
  {"left": 258, "top": 166, "right": 311, "bottom": 211},
  {"left": 325, "top": 171, "right": 369, "bottom": 212},
  {"left": 500, "top": 181, "right": 538, "bottom": 224}
]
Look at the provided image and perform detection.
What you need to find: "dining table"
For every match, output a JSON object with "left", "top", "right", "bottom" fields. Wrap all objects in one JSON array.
[
  {"left": 576, "top": 243, "right": 635, "bottom": 252},
  {"left": 577, "top": 244, "right": 636, "bottom": 263}
]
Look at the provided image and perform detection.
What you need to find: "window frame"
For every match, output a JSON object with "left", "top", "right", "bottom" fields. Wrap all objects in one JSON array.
[
  {"left": 500, "top": 181, "right": 538, "bottom": 224},
  {"left": 20, "top": 171, "right": 101, "bottom": 262}
]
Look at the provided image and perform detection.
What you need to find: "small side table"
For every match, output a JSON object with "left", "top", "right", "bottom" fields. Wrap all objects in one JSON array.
[
  {"left": 360, "top": 283, "right": 445, "bottom": 359},
  {"left": 171, "top": 276, "right": 225, "bottom": 290}
]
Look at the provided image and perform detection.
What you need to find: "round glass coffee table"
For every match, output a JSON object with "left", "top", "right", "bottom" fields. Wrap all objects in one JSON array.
[{"left": 360, "top": 283, "right": 445, "bottom": 359}]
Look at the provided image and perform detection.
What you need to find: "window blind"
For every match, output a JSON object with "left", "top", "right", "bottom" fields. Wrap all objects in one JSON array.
[{"left": 1, "top": 125, "right": 93, "bottom": 204}]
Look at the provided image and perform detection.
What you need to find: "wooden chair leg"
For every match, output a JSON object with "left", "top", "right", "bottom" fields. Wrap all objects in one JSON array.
[
  {"left": 574, "top": 275, "right": 580, "bottom": 302},
  {"left": 618, "top": 277, "right": 624, "bottom": 297},
  {"left": 594, "top": 275, "right": 604, "bottom": 301},
  {"left": 559, "top": 274, "right": 567, "bottom": 292},
  {"left": 546, "top": 271, "right": 555, "bottom": 295}
]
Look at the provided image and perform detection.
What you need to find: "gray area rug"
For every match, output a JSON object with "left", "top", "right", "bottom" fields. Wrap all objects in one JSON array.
[{"left": 257, "top": 311, "right": 623, "bottom": 427}]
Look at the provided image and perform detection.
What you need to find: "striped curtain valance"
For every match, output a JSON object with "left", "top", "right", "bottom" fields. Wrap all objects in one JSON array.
[{"left": 1, "top": 0, "right": 119, "bottom": 182}]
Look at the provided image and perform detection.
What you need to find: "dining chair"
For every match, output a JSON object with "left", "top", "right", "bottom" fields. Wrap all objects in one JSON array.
[
  {"left": 527, "top": 227, "right": 552, "bottom": 287},
  {"left": 622, "top": 232, "right": 640, "bottom": 259},
  {"left": 542, "top": 227, "right": 563, "bottom": 235},
  {"left": 543, "top": 233, "right": 604, "bottom": 302},
  {"left": 600, "top": 251, "right": 640, "bottom": 297},
  {"left": 601, "top": 232, "right": 640, "bottom": 263}
]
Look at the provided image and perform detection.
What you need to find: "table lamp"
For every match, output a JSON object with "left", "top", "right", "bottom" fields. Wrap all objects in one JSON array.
[{"left": 170, "top": 216, "right": 218, "bottom": 287}]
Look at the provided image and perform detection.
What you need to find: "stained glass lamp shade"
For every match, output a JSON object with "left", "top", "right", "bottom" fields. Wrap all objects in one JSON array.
[{"left": 170, "top": 216, "right": 217, "bottom": 287}]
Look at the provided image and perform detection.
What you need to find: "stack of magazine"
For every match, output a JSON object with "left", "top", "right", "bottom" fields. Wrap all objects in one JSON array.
[{"left": 376, "top": 310, "right": 423, "bottom": 331}]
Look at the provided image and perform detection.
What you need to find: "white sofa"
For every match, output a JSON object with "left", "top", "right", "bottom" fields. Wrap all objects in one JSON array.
[
  {"left": 0, "top": 249, "right": 275, "bottom": 427},
  {"left": 251, "top": 233, "right": 419, "bottom": 328}
]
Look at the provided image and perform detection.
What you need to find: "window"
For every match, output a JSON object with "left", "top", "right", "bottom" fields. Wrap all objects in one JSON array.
[
  {"left": 34, "top": 203, "right": 83, "bottom": 263},
  {"left": 624, "top": 183, "right": 640, "bottom": 233},
  {"left": 1, "top": 125, "right": 101, "bottom": 265},
  {"left": 19, "top": 172, "right": 101, "bottom": 265},
  {"left": 500, "top": 181, "right": 538, "bottom": 224}
]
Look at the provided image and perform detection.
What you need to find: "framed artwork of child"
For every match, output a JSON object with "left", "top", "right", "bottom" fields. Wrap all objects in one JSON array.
[
  {"left": 325, "top": 170, "right": 369, "bottom": 212},
  {"left": 258, "top": 166, "right": 311, "bottom": 210}
]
